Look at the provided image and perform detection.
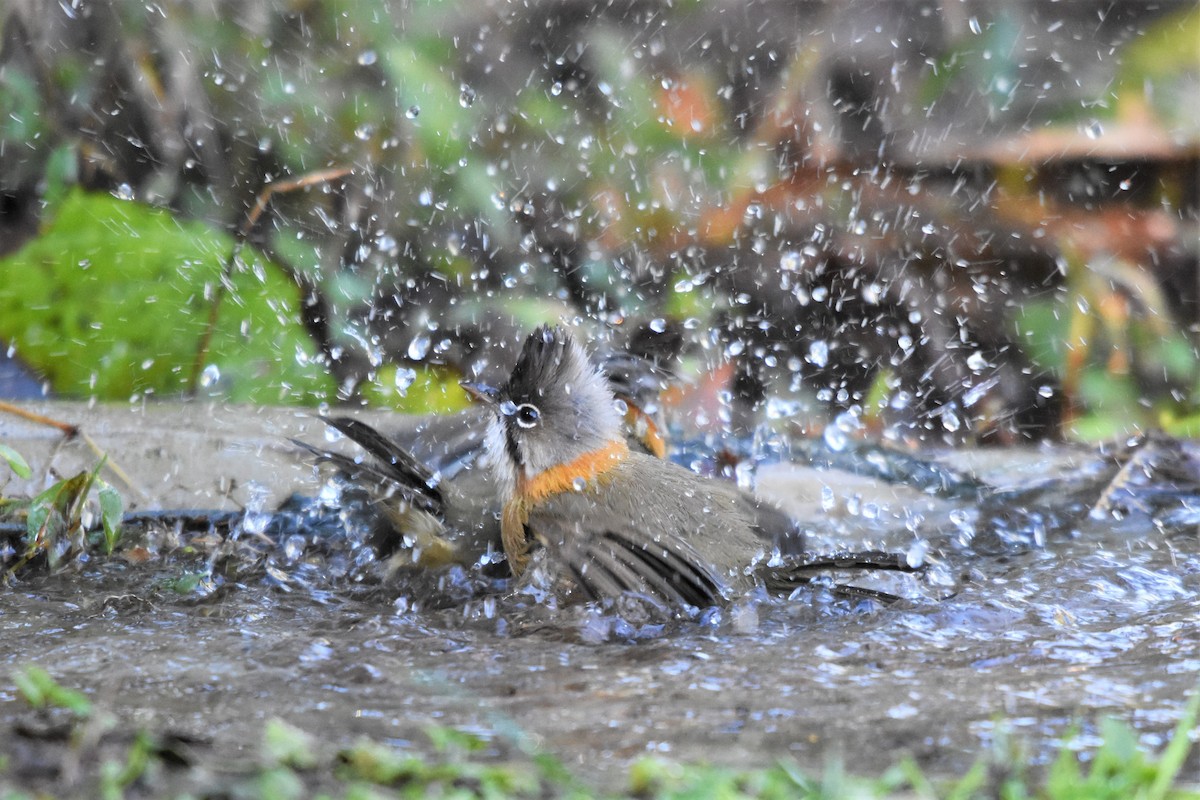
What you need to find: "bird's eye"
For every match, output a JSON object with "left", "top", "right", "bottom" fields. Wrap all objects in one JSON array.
[{"left": 514, "top": 403, "right": 541, "bottom": 429}]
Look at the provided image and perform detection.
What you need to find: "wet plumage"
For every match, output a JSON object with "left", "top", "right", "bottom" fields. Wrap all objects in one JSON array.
[{"left": 482, "top": 325, "right": 801, "bottom": 606}]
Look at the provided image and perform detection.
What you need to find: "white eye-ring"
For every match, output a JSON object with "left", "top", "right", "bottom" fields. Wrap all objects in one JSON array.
[{"left": 514, "top": 403, "right": 541, "bottom": 428}]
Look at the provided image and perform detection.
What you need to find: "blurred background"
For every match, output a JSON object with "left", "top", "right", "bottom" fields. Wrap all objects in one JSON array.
[{"left": 0, "top": 0, "right": 1196, "bottom": 444}]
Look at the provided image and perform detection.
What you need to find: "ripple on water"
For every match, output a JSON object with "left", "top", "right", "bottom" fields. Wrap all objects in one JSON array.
[{"left": 3, "top": 442, "right": 1199, "bottom": 781}]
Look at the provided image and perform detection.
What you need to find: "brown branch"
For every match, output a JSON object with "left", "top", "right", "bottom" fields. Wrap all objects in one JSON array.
[
  {"left": 187, "top": 166, "right": 353, "bottom": 395},
  {"left": 0, "top": 399, "right": 79, "bottom": 438}
]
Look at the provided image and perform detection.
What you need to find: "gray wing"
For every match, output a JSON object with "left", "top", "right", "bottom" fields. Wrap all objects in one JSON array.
[{"left": 533, "top": 515, "right": 727, "bottom": 609}]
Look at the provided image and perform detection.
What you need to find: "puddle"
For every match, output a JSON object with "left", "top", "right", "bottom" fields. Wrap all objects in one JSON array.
[{"left": 2, "top": 431, "right": 1199, "bottom": 788}]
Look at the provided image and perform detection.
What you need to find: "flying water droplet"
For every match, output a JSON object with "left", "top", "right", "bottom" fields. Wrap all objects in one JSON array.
[
  {"left": 459, "top": 84, "right": 476, "bottom": 107},
  {"left": 356, "top": 50, "right": 377, "bottom": 66},
  {"left": 283, "top": 534, "right": 307, "bottom": 561},
  {"left": 394, "top": 367, "right": 416, "bottom": 393},
  {"left": 765, "top": 397, "right": 801, "bottom": 420},
  {"left": 407, "top": 335, "right": 430, "bottom": 361},
  {"left": 734, "top": 461, "right": 755, "bottom": 491},
  {"left": 199, "top": 364, "right": 221, "bottom": 388},
  {"left": 807, "top": 340, "right": 829, "bottom": 368},
  {"left": 905, "top": 539, "right": 927, "bottom": 569},
  {"left": 405, "top": 105, "right": 420, "bottom": 119},
  {"left": 822, "top": 409, "right": 862, "bottom": 452}
]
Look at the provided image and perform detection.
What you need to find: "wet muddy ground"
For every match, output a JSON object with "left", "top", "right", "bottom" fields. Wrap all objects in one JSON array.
[{"left": 1, "top": 404, "right": 1198, "bottom": 793}]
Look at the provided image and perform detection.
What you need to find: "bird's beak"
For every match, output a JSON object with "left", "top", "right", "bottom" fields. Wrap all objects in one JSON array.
[{"left": 460, "top": 381, "right": 502, "bottom": 407}]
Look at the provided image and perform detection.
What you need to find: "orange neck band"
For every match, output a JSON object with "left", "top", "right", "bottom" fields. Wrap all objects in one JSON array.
[{"left": 517, "top": 438, "right": 629, "bottom": 506}]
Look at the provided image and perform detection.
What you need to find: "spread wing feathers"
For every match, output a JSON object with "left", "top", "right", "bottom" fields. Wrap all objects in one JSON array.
[
  {"left": 757, "top": 549, "right": 918, "bottom": 591},
  {"left": 293, "top": 416, "right": 444, "bottom": 517},
  {"left": 536, "top": 519, "right": 725, "bottom": 608}
]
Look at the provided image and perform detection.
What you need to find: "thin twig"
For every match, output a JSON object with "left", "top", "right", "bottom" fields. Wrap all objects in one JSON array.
[
  {"left": 79, "top": 431, "right": 150, "bottom": 504},
  {"left": 0, "top": 400, "right": 79, "bottom": 437},
  {"left": 187, "top": 166, "right": 353, "bottom": 395}
]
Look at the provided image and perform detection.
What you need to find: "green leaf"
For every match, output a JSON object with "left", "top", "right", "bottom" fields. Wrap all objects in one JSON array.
[
  {"left": 425, "top": 725, "right": 486, "bottom": 754},
  {"left": 0, "top": 189, "right": 335, "bottom": 404},
  {"left": 12, "top": 666, "right": 92, "bottom": 717},
  {"left": 1147, "top": 689, "right": 1200, "bottom": 800},
  {"left": 97, "top": 481, "right": 124, "bottom": 555},
  {"left": 0, "top": 444, "right": 31, "bottom": 480},
  {"left": 263, "top": 719, "right": 318, "bottom": 770}
]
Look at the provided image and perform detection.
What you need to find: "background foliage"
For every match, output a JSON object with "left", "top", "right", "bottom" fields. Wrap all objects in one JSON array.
[{"left": 0, "top": 0, "right": 1196, "bottom": 441}]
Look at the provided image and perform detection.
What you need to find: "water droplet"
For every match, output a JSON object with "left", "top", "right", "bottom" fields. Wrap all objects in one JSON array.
[
  {"left": 356, "top": 50, "right": 377, "bottom": 66},
  {"left": 823, "top": 410, "right": 861, "bottom": 452},
  {"left": 407, "top": 335, "right": 430, "bottom": 361},
  {"left": 459, "top": 84, "right": 476, "bottom": 107},
  {"left": 820, "top": 485, "right": 836, "bottom": 511},
  {"left": 807, "top": 340, "right": 829, "bottom": 368},
  {"left": 734, "top": 461, "right": 755, "bottom": 491},
  {"left": 963, "top": 376, "right": 999, "bottom": 408},
  {"left": 905, "top": 540, "right": 927, "bottom": 568},
  {"left": 418, "top": 189, "right": 433, "bottom": 206},
  {"left": 199, "top": 364, "right": 221, "bottom": 388},
  {"left": 571, "top": 477, "right": 587, "bottom": 492},
  {"left": 765, "top": 397, "right": 800, "bottom": 420},
  {"left": 394, "top": 367, "right": 416, "bottom": 392},
  {"left": 405, "top": 105, "right": 420, "bottom": 119},
  {"left": 779, "top": 251, "right": 802, "bottom": 272},
  {"left": 283, "top": 534, "right": 307, "bottom": 561},
  {"left": 1038, "top": 384, "right": 1055, "bottom": 398},
  {"left": 649, "top": 317, "right": 667, "bottom": 333},
  {"left": 549, "top": 81, "right": 563, "bottom": 97},
  {"left": 940, "top": 408, "right": 961, "bottom": 432},
  {"left": 1083, "top": 120, "right": 1103, "bottom": 140},
  {"left": 968, "top": 16, "right": 981, "bottom": 34},
  {"left": 966, "top": 351, "right": 988, "bottom": 371}
]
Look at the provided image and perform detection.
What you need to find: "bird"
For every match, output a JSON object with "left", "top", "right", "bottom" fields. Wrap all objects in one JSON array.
[
  {"left": 299, "top": 325, "right": 913, "bottom": 609},
  {"left": 461, "top": 325, "right": 909, "bottom": 609},
  {"left": 295, "top": 343, "right": 676, "bottom": 574}
]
